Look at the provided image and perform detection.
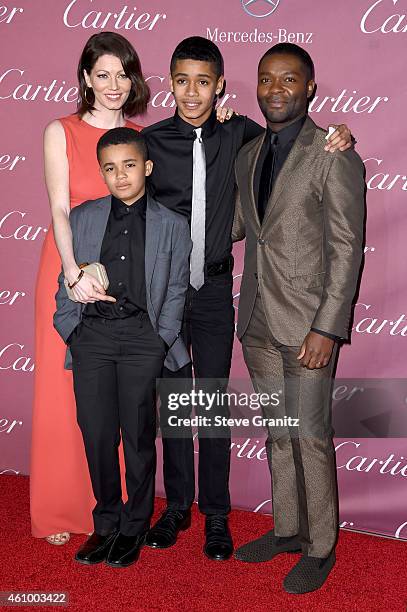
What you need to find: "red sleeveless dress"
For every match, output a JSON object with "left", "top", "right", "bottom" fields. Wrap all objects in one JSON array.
[{"left": 30, "top": 115, "right": 142, "bottom": 537}]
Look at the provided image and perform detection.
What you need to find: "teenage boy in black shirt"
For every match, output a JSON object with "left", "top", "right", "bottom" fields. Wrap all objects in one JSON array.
[{"left": 143, "top": 37, "right": 352, "bottom": 561}]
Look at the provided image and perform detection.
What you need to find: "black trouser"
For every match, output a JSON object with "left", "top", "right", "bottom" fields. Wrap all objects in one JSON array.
[
  {"left": 159, "top": 272, "right": 235, "bottom": 515},
  {"left": 70, "top": 315, "right": 165, "bottom": 536}
]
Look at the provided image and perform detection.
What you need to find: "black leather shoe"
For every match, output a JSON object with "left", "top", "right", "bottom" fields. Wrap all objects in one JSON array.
[
  {"left": 283, "top": 551, "right": 336, "bottom": 594},
  {"left": 106, "top": 532, "right": 147, "bottom": 568},
  {"left": 145, "top": 508, "right": 191, "bottom": 549},
  {"left": 204, "top": 515, "right": 233, "bottom": 561},
  {"left": 234, "top": 530, "right": 301, "bottom": 563},
  {"left": 74, "top": 531, "right": 117, "bottom": 565}
]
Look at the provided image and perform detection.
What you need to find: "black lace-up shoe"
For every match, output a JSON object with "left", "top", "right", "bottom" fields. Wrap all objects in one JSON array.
[
  {"left": 145, "top": 508, "right": 191, "bottom": 549},
  {"left": 204, "top": 515, "right": 233, "bottom": 561},
  {"left": 74, "top": 531, "right": 117, "bottom": 565},
  {"left": 106, "top": 532, "right": 147, "bottom": 568}
]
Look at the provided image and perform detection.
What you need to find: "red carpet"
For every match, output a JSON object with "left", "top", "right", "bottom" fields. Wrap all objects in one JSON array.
[{"left": 1, "top": 476, "right": 406, "bottom": 611}]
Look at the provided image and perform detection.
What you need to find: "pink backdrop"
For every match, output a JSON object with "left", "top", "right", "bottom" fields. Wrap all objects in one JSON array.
[{"left": 1, "top": 0, "right": 406, "bottom": 541}]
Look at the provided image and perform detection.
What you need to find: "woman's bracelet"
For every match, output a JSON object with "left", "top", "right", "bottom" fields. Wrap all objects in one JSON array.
[{"left": 67, "top": 269, "right": 84, "bottom": 290}]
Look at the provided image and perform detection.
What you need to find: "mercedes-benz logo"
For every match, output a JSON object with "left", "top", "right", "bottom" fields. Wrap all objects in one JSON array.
[{"left": 241, "top": 0, "right": 280, "bottom": 18}]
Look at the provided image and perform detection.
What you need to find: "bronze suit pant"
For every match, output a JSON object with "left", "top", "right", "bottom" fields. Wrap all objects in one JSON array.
[{"left": 242, "top": 293, "right": 338, "bottom": 558}]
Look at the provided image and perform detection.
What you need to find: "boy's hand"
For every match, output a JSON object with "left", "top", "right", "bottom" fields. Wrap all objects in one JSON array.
[
  {"left": 66, "top": 270, "right": 116, "bottom": 303},
  {"left": 324, "top": 124, "right": 352, "bottom": 152},
  {"left": 216, "top": 106, "right": 236, "bottom": 122}
]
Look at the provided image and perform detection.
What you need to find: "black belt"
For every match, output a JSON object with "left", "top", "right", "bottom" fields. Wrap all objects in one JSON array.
[{"left": 205, "top": 256, "right": 233, "bottom": 277}]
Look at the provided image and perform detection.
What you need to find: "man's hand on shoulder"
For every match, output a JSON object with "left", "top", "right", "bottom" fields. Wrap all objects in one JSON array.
[{"left": 297, "top": 331, "right": 335, "bottom": 369}]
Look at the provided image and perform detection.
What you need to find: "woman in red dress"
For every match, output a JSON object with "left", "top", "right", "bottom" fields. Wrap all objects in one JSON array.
[{"left": 31, "top": 32, "right": 147, "bottom": 544}]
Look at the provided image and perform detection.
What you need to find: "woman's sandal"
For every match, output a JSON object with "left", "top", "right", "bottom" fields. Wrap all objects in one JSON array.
[{"left": 45, "top": 532, "right": 71, "bottom": 546}]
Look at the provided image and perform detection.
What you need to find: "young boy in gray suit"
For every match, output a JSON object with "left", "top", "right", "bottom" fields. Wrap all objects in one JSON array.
[{"left": 53, "top": 128, "right": 191, "bottom": 568}]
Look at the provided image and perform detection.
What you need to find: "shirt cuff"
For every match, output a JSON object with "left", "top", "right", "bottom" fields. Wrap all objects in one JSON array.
[{"left": 311, "top": 328, "right": 341, "bottom": 342}]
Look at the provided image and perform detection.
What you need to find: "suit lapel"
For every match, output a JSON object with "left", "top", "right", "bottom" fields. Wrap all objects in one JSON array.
[
  {"left": 145, "top": 194, "right": 162, "bottom": 310},
  {"left": 247, "top": 133, "right": 266, "bottom": 229},
  {"left": 90, "top": 196, "right": 111, "bottom": 259},
  {"left": 262, "top": 117, "right": 317, "bottom": 226}
]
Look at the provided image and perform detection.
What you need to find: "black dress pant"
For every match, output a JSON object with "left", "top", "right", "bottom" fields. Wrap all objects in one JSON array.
[
  {"left": 159, "top": 273, "right": 235, "bottom": 515},
  {"left": 70, "top": 315, "right": 165, "bottom": 536}
]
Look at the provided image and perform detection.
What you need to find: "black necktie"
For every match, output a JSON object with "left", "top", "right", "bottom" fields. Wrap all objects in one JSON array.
[{"left": 258, "top": 132, "right": 278, "bottom": 223}]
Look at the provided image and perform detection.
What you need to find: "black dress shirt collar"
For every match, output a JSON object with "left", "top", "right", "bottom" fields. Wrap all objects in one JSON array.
[
  {"left": 111, "top": 193, "right": 147, "bottom": 220},
  {"left": 173, "top": 108, "right": 218, "bottom": 139},
  {"left": 267, "top": 114, "right": 306, "bottom": 147}
]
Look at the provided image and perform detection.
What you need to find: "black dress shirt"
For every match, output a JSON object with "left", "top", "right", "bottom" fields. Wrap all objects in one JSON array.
[
  {"left": 143, "top": 110, "right": 263, "bottom": 265},
  {"left": 84, "top": 194, "right": 147, "bottom": 319},
  {"left": 254, "top": 115, "right": 339, "bottom": 343},
  {"left": 254, "top": 115, "right": 306, "bottom": 208}
]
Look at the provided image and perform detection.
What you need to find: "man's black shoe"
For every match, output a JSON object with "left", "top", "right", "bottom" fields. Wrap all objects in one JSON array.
[
  {"left": 283, "top": 551, "right": 336, "bottom": 594},
  {"left": 234, "top": 529, "right": 301, "bottom": 563},
  {"left": 105, "top": 532, "right": 146, "bottom": 568},
  {"left": 74, "top": 531, "right": 117, "bottom": 565},
  {"left": 204, "top": 515, "right": 233, "bottom": 561},
  {"left": 145, "top": 508, "right": 191, "bottom": 549}
]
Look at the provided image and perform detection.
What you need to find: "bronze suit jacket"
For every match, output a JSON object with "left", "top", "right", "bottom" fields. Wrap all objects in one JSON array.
[{"left": 233, "top": 116, "right": 365, "bottom": 346}]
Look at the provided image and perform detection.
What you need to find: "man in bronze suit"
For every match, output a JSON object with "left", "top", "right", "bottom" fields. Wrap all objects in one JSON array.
[{"left": 232, "top": 43, "right": 365, "bottom": 594}]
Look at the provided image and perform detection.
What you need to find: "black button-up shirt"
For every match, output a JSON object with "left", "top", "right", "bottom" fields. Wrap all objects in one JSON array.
[
  {"left": 84, "top": 194, "right": 147, "bottom": 319},
  {"left": 143, "top": 110, "right": 263, "bottom": 265},
  {"left": 254, "top": 115, "right": 306, "bottom": 207}
]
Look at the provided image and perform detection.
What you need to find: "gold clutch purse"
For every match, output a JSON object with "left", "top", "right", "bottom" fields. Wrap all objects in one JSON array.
[{"left": 64, "top": 262, "right": 109, "bottom": 301}]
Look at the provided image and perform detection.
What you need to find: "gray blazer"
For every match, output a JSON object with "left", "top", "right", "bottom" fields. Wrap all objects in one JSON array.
[
  {"left": 233, "top": 116, "right": 365, "bottom": 345},
  {"left": 54, "top": 194, "right": 192, "bottom": 371}
]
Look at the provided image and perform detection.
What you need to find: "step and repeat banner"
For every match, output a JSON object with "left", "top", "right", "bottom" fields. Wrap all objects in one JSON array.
[{"left": 1, "top": 0, "right": 406, "bottom": 540}]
